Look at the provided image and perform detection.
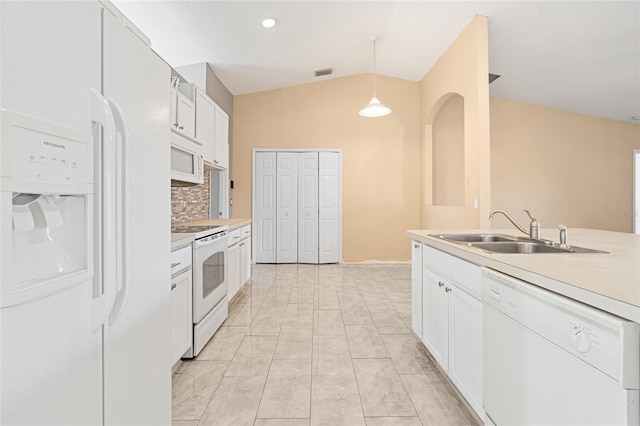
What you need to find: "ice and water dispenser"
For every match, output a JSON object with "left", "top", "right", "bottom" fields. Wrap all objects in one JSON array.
[{"left": 0, "top": 110, "right": 93, "bottom": 307}]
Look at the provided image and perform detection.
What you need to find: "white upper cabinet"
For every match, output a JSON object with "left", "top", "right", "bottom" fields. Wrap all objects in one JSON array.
[
  {"left": 213, "top": 104, "right": 229, "bottom": 169},
  {"left": 169, "top": 86, "right": 195, "bottom": 139},
  {"left": 194, "top": 88, "right": 215, "bottom": 164},
  {"left": 174, "top": 82, "right": 228, "bottom": 169}
]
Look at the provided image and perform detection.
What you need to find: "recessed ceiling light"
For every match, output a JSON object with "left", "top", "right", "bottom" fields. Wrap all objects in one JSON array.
[{"left": 262, "top": 18, "right": 276, "bottom": 28}]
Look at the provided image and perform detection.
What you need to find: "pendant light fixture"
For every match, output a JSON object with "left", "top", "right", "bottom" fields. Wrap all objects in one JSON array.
[{"left": 359, "top": 37, "right": 391, "bottom": 117}]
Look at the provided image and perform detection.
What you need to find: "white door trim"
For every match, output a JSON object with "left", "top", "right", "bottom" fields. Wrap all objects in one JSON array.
[{"left": 634, "top": 149, "right": 640, "bottom": 234}]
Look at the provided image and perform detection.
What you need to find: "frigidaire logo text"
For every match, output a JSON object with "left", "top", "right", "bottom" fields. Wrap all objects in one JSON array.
[{"left": 43, "top": 140, "right": 65, "bottom": 150}]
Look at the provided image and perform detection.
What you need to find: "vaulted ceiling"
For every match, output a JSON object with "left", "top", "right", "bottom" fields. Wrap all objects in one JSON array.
[{"left": 113, "top": 1, "right": 640, "bottom": 124}]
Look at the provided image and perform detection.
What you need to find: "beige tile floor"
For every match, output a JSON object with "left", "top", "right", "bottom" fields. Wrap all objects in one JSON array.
[{"left": 172, "top": 263, "right": 478, "bottom": 426}]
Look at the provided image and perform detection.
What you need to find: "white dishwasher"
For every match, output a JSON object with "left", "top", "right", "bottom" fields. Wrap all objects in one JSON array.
[{"left": 482, "top": 268, "right": 639, "bottom": 426}]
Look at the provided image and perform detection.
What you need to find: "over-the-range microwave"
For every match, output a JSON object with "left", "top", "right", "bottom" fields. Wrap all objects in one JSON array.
[{"left": 170, "top": 130, "right": 204, "bottom": 184}]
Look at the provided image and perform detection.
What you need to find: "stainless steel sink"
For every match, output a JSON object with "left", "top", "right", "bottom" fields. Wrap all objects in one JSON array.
[
  {"left": 467, "top": 241, "right": 608, "bottom": 254},
  {"left": 429, "top": 233, "right": 608, "bottom": 254},
  {"left": 468, "top": 242, "right": 569, "bottom": 254},
  {"left": 431, "top": 233, "right": 518, "bottom": 243}
]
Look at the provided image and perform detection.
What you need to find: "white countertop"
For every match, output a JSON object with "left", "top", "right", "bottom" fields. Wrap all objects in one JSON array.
[
  {"left": 175, "top": 218, "right": 251, "bottom": 231},
  {"left": 406, "top": 228, "right": 640, "bottom": 323},
  {"left": 171, "top": 233, "right": 194, "bottom": 251},
  {"left": 171, "top": 218, "right": 251, "bottom": 251}
]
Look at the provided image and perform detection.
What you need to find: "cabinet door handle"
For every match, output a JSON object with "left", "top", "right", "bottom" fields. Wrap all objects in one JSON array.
[
  {"left": 414, "top": 244, "right": 419, "bottom": 248},
  {"left": 445, "top": 287, "right": 452, "bottom": 293},
  {"left": 171, "top": 283, "right": 177, "bottom": 291},
  {"left": 171, "top": 262, "right": 181, "bottom": 268},
  {"left": 179, "top": 125, "right": 184, "bottom": 130},
  {"left": 438, "top": 282, "right": 445, "bottom": 288}
]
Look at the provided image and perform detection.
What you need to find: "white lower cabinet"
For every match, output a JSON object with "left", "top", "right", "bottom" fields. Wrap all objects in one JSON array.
[
  {"left": 228, "top": 225, "right": 252, "bottom": 302},
  {"left": 416, "top": 243, "right": 483, "bottom": 418},
  {"left": 228, "top": 242, "right": 241, "bottom": 301},
  {"left": 422, "top": 267, "right": 450, "bottom": 370},
  {"left": 170, "top": 246, "right": 193, "bottom": 366},
  {"left": 448, "top": 284, "right": 483, "bottom": 416},
  {"left": 240, "top": 235, "right": 251, "bottom": 285}
]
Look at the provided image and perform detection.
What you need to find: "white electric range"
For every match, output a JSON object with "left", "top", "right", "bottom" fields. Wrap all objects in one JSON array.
[{"left": 171, "top": 224, "right": 229, "bottom": 357}]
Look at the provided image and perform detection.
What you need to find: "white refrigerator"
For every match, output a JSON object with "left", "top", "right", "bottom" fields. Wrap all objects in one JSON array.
[{"left": 0, "top": 1, "right": 171, "bottom": 425}]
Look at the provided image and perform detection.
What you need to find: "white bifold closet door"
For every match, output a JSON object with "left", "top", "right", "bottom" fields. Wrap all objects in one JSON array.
[
  {"left": 298, "top": 153, "right": 319, "bottom": 264},
  {"left": 276, "top": 153, "right": 298, "bottom": 263},
  {"left": 254, "top": 151, "right": 340, "bottom": 264},
  {"left": 318, "top": 152, "right": 340, "bottom": 263},
  {"left": 255, "top": 152, "right": 277, "bottom": 263}
]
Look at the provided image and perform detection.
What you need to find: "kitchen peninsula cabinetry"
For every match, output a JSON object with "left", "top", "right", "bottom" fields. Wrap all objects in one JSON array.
[
  {"left": 170, "top": 245, "right": 193, "bottom": 365},
  {"left": 412, "top": 242, "right": 483, "bottom": 417}
]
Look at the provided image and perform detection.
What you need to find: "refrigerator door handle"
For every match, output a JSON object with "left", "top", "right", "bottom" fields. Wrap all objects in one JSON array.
[
  {"left": 89, "top": 88, "right": 118, "bottom": 332},
  {"left": 108, "top": 99, "right": 130, "bottom": 325}
]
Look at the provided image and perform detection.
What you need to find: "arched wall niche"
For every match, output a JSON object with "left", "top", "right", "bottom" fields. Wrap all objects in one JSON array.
[
  {"left": 419, "top": 15, "right": 490, "bottom": 230},
  {"left": 428, "top": 93, "right": 465, "bottom": 207}
]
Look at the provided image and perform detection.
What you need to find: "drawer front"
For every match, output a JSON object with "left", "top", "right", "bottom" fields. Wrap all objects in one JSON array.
[
  {"left": 240, "top": 224, "right": 251, "bottom": 239},
  {"left": 228, "top": 227, "right": 243, "bottom": 246},
  {"left": 422, "top": 245, "right": 481, "bottom": 298},
  {"left": 171, "top": 245, "right": 192, "bottom": 276}
]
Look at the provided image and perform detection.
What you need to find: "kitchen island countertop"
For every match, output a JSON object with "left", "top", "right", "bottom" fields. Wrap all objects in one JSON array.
[{"left": 407, "top": 228, "right": 640, "bottom": 323}]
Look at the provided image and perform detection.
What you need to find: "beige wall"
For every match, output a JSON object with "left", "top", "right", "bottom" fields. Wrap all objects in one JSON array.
[
  {"left": 232, "top": 74, "right": 421, "bottom": 261},
  {"left": 432, "top": 94, "right": 465, "bottom": 207},
  {"left": 490, "top": 97, "right": 640, "bottom": 233},
  {"left": 420, "top": 15, "right": 491, "bottom": 230}
]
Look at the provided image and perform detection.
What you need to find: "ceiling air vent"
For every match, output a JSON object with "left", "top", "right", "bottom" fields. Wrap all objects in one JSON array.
[
  {"left": 489, "top": 73, "right": 501, "bottom": 84},
  {"left": 314, "top": 68, "right": 333, "bottom": 77}
]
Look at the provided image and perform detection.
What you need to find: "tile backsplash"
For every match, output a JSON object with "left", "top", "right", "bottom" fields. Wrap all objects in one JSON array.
[{"left": 171, "top": 170, "right": 210, "bottom": 224}]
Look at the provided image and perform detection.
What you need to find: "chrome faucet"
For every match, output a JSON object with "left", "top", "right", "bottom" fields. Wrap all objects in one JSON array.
[
  {"left": 489, "top": 209, "right": 541, "bottom": 240},
  {"left": 558, "top": 224, "right": 568, "bottom": 248}
]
